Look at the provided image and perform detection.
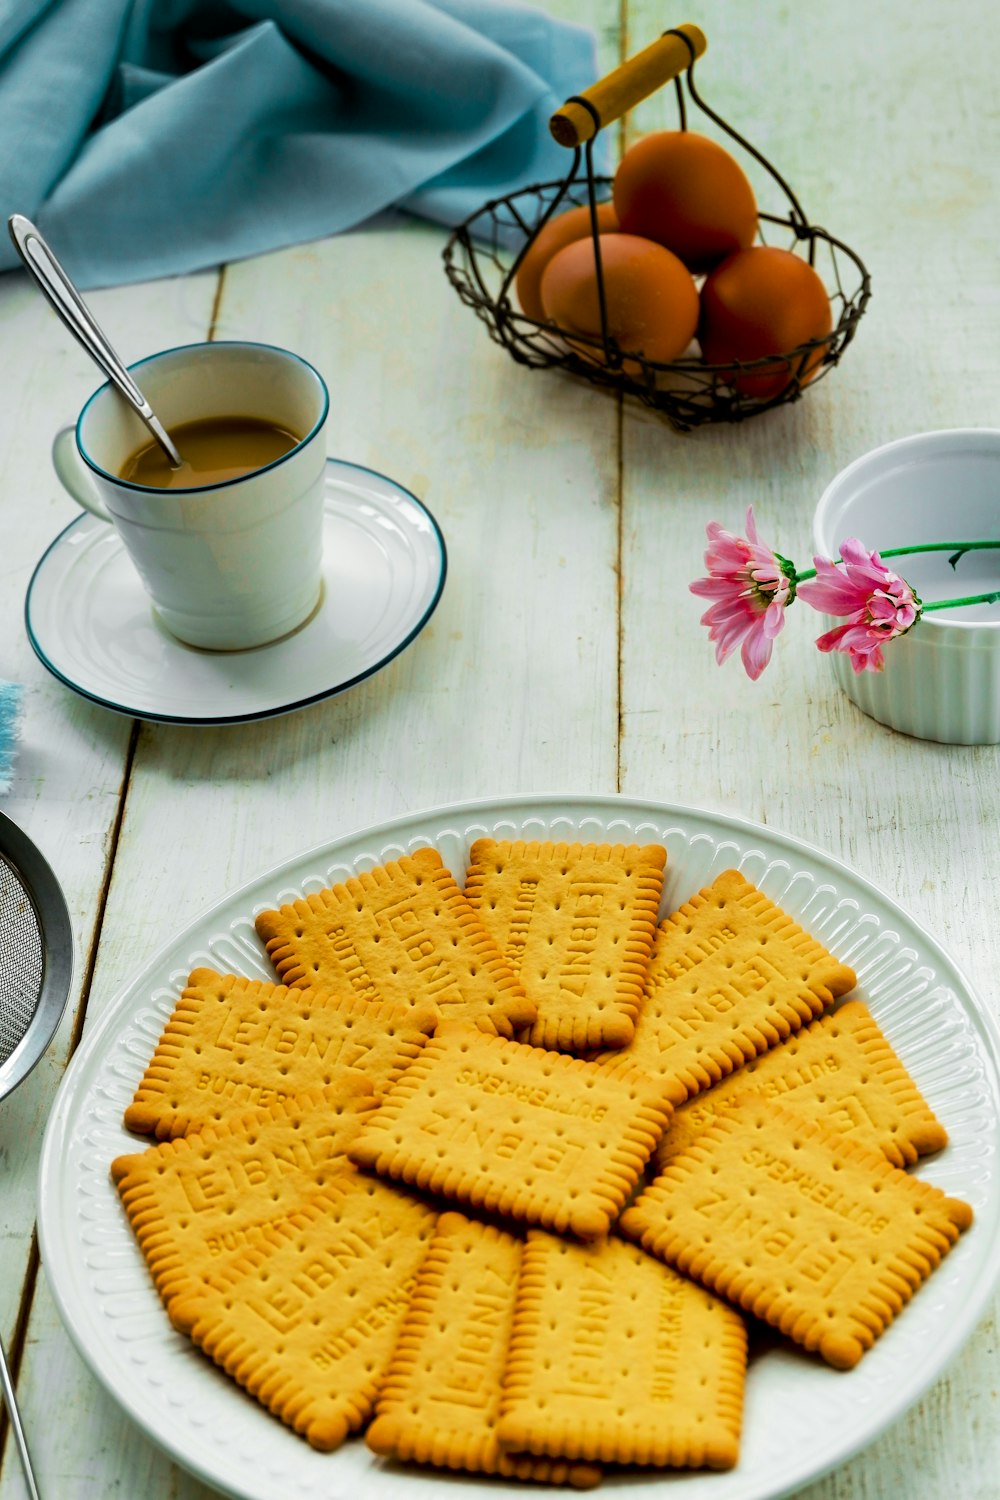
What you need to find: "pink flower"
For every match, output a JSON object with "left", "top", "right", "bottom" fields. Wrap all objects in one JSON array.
[
  {"left": 796, "top": 538, "right": 921, "bottom": 673},
  {"left": 689, "top": 507, "right": 795, "bottom": 680}
]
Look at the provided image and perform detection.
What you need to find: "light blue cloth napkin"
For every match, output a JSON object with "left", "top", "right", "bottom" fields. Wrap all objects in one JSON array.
[
  {"left": 0, "top": 681, "right": 24, "bottom": 793},
  {"left": 0, "top": 0, "right": 602, "bottom": 288}
]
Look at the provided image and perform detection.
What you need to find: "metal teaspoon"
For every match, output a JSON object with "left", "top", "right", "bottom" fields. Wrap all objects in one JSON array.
[{"left": 7, "top": 214, "right": 182, "bottom": 468}]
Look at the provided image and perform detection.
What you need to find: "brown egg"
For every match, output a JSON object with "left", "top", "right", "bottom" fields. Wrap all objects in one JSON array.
[
  {"left": 698, "top": 245, "right": 833, "bottom": 400},
  {"left": 515, "top": 201, "right": 620, "bottom": 322},
  {"left": 540, "top": 233, "right": 699, "bottom": 369},
  {"left": 613, "top": 130, "right": 757, "bottom": 273}
]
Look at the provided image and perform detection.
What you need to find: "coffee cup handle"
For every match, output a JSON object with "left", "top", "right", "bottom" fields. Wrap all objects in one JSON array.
[{"left": 52, "top": 425, "right": 113, "bottom": 522}]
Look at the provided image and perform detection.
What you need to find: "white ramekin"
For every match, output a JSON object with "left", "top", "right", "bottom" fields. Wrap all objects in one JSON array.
[{"left": 812, "top": 429, "right": 1000, "bottom": 744}]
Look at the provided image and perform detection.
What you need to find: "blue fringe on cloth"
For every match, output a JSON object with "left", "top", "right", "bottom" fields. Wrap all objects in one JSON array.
[{"left": 0, "top": 681, "right": 24, "bottom": 794}]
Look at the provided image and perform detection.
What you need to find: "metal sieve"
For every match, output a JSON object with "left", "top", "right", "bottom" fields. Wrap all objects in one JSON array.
[
  {"left": 0, "top": 806, "right": 73, "bottom": 1500},
  {"left": 0, "top": 809, "right": 73, "bottom": 1100}
]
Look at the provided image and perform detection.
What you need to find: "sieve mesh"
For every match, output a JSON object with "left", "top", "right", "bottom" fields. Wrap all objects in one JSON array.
[{"left": 0, "top": 852, "right": 44, "bottom": 1066}]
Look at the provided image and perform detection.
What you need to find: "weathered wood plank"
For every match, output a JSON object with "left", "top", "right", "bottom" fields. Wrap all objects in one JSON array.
[{"left": 0, "top": 269, "right": 217, "bottom": 1383}]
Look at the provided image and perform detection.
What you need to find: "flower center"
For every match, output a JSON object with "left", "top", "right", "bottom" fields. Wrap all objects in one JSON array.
[
  {"left": 745, "top": 552, "right": 797, "bottom": 611},
  {"left": 865, "top": 581, "right": 920, "bottom": 636}
]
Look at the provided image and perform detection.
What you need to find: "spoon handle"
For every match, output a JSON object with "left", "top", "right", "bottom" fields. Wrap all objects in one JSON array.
[
  {"left": 0, "top": 1333, "right": 42, "bottom": 1500},
  {"left": 7, "top": 215, "right": 182, "bottom": 468}
]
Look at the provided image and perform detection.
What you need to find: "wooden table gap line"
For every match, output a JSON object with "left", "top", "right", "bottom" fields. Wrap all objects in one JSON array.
[
  {"left": 0, "top": 1233, "right": 40, "bottom": 1482},
  {"left": 206, "top": 265, "right": 229, "bottom": 344},
  {"left": 64, "top": 718, "right": 142, "bottom": 1066}
]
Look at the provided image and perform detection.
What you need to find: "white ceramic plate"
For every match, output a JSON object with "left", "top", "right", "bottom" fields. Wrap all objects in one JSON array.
[
  {"left": 25, "top": 460, "right": 446, "bottom": 725},
  {"left": 38, "top": 795, "right": 1000, "bottom": 1500}
]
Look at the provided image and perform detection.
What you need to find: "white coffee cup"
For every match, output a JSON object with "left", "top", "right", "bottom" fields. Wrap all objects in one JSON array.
[{"left": 52, "top": 341, "right": 329, "bottom": 651}]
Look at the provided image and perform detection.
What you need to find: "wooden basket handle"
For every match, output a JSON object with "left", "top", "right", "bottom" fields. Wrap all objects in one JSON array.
[{"left": 549, "top": 24, "right": 707, "bottom": 147}]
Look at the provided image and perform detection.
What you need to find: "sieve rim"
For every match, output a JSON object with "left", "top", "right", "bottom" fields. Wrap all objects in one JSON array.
[{"left": 0, "top": 809, "right": 73, "bottom": 1103}]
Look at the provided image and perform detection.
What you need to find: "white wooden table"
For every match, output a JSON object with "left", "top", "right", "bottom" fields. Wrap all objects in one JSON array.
[{"left": 1, "top": 1, "right": 998, "bottom": 1495}]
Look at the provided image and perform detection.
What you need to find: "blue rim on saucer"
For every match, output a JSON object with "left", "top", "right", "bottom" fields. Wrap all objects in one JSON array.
[{"left": 24, "top": 459, "right": 446, "bottom": 726}]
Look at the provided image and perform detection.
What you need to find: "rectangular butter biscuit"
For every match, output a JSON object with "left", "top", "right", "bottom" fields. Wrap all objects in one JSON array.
[
  {"left": 112, "top": 1079, "right": 378, "bottom": 1316},
  {"left": 595, "top": 869, "right": 856, "bottom": 1098},
  {"left": 497, "top": 1229, "right": 746, "bottom": 1470},
  {"left": 255, "top": 847, "right": 534, "bottom": 1036},
  {"left": 124, "top": 967, "right": 436, "bottom": 1138},
  {"left": 655, "top": 999, "right": 948, "bottom": 1170},
  {"left": 367, "top": 1212, "right": 602, "bottom": 1487},
  {"left": 170, "top": 1174, "right": 438, "bottom": 1451},
  {"left": 349, "top": 1023, "right": 679, "bottom": 1240},
  {"left": 463, "top": 838, "right": 665, "bottom": 1052},
  {"left": 620, "top": 1096, "right": 972, "bottom": 1369}
]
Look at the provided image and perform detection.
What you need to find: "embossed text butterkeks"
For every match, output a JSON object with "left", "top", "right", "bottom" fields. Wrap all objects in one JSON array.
[
  {"left": 256, "top": 848, "right": 535, "bottom": 1036},
  {"left": 655, "top": 999, "right": 947, "bottom": 1168},
  {"left": 349, "top": 1023, "right": 679, "bottom": 1239},
  {"left": 620, "top": 1097, "right": 972, "bottom": 1369},
  {"left": 124, "top": 967, "right": 437, "bottom": 1137},
  {"left": 595, "top": 868, "right": 857, "bottom": 1097},
  {"left": 112, "top": 1079, "right": 378, "bottom": 1315},
  {"left": 170, "top": 1174, "right": 438, "bottom": 1450}
]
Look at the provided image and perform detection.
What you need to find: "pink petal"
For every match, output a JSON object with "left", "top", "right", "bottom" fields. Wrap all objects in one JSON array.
[
  {"left": 797, "top": 557, "right": 868, "bottom": 616},
  {"left": 703, "top": 524, "right": 750, "bottom": 574},
  {"left": 814, "top": 622, "right": 854, "bottom": 653},
  {"left": 740, "top": 623, "right": 774, "bottom": 680},
  {"left": 850, "top": 642, "right": 885, "bottom": 673},
  {"left": 690, "top": 576, "right": 744, "bottom": 600},
  {"left": 761, "top": 597, "right": 786, "bottom": 640},
  {"left": 712, "top": 616, "right": 751, "bottom": 659},
  {"left": 833, "top": 620, "right": 879, "bottom": 652},
  {"left": 839, "top": 539, "right": 898, "bottom": 590},
  {"left": 838, "top": 539, "right": 915, "bottom": 604},
  {"left": 700, "top": 607, "right": 747, "bottom": 661},
  {"left": 837, "top": 537, "right": 871, "bottom": 566},
  {"left": 701, "top": 598, "right": 752, "bottom": 634},
  {"left": 814, "top": 612, "right": 889, "bottom": 674}
]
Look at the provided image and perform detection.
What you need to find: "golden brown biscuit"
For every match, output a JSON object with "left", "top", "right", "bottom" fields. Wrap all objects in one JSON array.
[
  {"left": 595, "top": 869, "right": 856, "bottom": 1098},
  {"left": 620, "top": 1097, "right": 972, "bottom": 1369},
  {"left": 497, "top": 1229, "right": 746, "bottom": 1469},
  {"left": 255, "top": 848, "right": 535, "bottom": 1036},
  {"left": 367, "top": 1212, "right": 602, "bottom": 1487},
  {"left": 112, "top": 1079, "right": 377, "bottom": 1315},
  {"left": 655, "top": 999, "right": 947, "bottom": 1169},
  {"left": 463, "top": 838, "right": 665, "bottom": 1052},
  {"left": 349, "top": 1023, "right": 679, "bottom": 1239},
  {"left": 124, "top": 967, "right": 436, "bottom": 1137},
  {"left": 170, "top": 1174, "right": 438, "bottom": 1450}
]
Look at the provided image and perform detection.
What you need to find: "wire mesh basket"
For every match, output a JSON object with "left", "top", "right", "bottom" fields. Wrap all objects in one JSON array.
[{"left": 443, "top": 24, "right": 871, "bottom": 432}]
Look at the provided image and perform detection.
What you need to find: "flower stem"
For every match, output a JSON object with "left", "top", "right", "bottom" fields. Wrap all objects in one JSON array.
[
  {"left": 794, "top": 539, "right": 1000, "bottom": 585},
  {"left": 923, "top": 591, "right": 1000, "bottom": 612}
]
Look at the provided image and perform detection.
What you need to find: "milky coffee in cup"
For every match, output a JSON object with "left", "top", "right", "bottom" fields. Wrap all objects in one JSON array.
[{"left": 120, "top": 415, "right": 303, "bottom": 490}]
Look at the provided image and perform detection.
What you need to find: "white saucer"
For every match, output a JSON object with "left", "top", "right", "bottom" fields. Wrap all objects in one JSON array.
[{"left": 25, "top": 460, "right": 446, "bottom": 725}]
